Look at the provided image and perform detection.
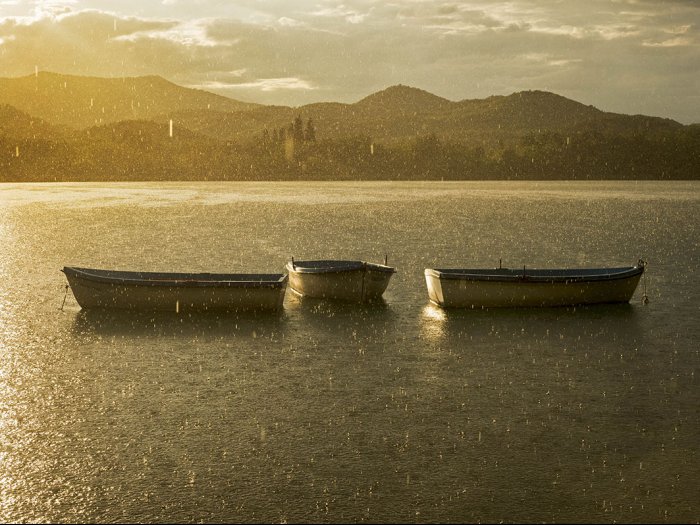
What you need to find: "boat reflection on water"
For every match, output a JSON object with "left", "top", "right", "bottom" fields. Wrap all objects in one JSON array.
[
  {"left": 70, "top": 306, "right": 287, "bottom": 340},
  {"left": 419, "top": 301, "right": 641, "bottom": 345},
  {"left": 284, "top": 292, "right": 397, "bottom": 346},
  {"left": 286, "top": 291, "right": 391, "bottom": 313}
]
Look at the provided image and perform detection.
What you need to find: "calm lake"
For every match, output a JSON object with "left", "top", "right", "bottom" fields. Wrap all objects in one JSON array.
[{"left": 0, "top": 181, "right": 697, "bottom": 523}]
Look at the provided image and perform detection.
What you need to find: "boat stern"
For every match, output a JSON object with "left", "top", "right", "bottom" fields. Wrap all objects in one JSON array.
[{"left": 424, "top": 269, "right": 445, "bottom": 306}]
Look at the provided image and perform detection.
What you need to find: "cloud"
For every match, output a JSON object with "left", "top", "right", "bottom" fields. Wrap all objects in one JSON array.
[
  {"left": 197, "top": 77, "right": 317, "bottom": 92},
  {"left": 277, "top": 16, "right": 303, "bottom": 27},
  {"left": 521, "top": 53, "right": 583, "bottom": 68},
  {"left": 110, "top": 18, "right": 219, "bottom": 47},
  {"left": 0, "top": 0, "right": 698, "bottom": 121},
  {"left": 640, "top": 21, "right": 694, "bottom": 47},
  {"left": 310, "top": 5, "right": 369, "bottom": 24},
  {"left": 32, "top": 1, "right": 78, "bottom": 18},
  {"left": 642, "top": 36, "right": 693, "bottom": 47}
]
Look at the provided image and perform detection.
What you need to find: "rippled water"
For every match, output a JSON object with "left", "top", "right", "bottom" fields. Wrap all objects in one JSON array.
[{"left": 0, "top": 181, "right": 697, "bottom": 523}]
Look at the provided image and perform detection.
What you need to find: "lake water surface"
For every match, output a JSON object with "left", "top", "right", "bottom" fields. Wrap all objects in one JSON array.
[{"left": 0, "top": 181, "right": 698, "bottom": 523}]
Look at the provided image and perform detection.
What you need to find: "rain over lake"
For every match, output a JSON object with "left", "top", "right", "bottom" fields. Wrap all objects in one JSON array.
[{"left": 0, "top": 181, "right": 697, "bottom": 523}]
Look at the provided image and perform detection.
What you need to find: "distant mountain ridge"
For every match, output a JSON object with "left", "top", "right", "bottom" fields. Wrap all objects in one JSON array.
[
  {"left": 0, "top": 104, "right": 67, "bottom": 140},
  {"left": 0, "top": 71, "right": 259, "bottom": 128},
  {"left": 159, "top": 85, "right": 684, "bottom": 144},
  {"left": 0, "top": 72, "right": 686, "bottom": 138},
  {"left": 356, "top": 84, "right": 453, "bottom": 113},
  {"left": 0, "top": 72, "right": 697, "bottom": 182}
]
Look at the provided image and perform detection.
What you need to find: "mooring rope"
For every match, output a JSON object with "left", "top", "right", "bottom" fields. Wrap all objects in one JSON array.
[
  {"left": 639, "top": 258, "right": 649, "bottom": 305},
  {"left": 60, "top": 284, "right": 69, "bottom": 310}
]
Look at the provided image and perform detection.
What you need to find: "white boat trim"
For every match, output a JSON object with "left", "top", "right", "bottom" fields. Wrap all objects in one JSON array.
[
  {"left": 425, "top": 262, "right": 645, "bottom": 308},
  {"left": 62, "top": 266, "right": 288, "bottom": 312},
  {"left": 286, "top": 259, "right": 395, "bottom": 302}
]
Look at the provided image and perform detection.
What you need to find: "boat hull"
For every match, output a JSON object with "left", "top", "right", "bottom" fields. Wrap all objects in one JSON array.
[
  {"left": 425, "top": 265, "right": 644, "bottom": 308},
  {"left": 63, "top": 267, "right": 288, "bottom": 312},
  {"left": 287, "top": 260, "right": 395, "bottom": 302}
]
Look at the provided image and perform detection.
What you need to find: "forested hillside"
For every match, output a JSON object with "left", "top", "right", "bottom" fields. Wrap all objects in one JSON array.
[{"left": 1, "top": 73, "right": 697, "bottom": 181}]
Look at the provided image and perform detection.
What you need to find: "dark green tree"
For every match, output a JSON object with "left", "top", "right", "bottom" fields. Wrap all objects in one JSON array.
[
  {"left": 305, "top": 119, "right": 316, "bottom": 142},
  {"left": 293, "top": 116, "right": 304, "bottom": 143}
]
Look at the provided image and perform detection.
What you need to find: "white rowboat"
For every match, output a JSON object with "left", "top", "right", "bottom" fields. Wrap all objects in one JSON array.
[
  {"left": 62, "top": 266, "right": 288, "bottom": 312},
  {"left": 425, "top": 261, "right": 645, "bottom": 308},
  {"left": 286, "top": 259, "right": 395, "bottom": 303}
]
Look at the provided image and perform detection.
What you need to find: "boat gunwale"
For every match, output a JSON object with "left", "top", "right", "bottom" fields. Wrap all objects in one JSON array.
[
  {"left": 425, "top": 265, "right": 643, "bottom": 283},
  {"left": 63, "top": 266, "right": 289, "bottom": 288},
  {"left": 286, "top": 260, "right": 396, "bottom": 274}
]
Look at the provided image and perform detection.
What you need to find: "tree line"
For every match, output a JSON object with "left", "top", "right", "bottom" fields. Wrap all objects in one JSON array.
[
  {"left": 261, "top": 116, "right": 316, "bottom": 145},
  {"left": 1, "top": 121, "right": 698, "bottom": 181}
]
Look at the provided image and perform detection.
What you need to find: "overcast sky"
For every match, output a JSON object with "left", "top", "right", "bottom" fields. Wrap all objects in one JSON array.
[{"left": 0, "top": 0, "right": 698, "bottom": 123}]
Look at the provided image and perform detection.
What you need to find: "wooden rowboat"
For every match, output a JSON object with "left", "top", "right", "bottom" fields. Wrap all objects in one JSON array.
[
  {"left": 424, "top": 261, "right": 646, "bottom": 308},
  {"left": 62, "top": 266, "right": 288, "bottom": 312},
  {"left": 286, "top": 259, "right": 396, "bottom": 303}
]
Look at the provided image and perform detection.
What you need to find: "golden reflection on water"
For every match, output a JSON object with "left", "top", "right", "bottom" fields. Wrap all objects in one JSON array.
[
  {"left": 0, "top": 208, "right": 21, "bottom": 353},
  {"left": 0, "top": 208, "right": 27, "bottom": 522},
  {"left": 419, "top": 303, "right": 447, "bottom": 342},
  {"left": 0, "top": 205, "right": 14, "bottom": 370}
]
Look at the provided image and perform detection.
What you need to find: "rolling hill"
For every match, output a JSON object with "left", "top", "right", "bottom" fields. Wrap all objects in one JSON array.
[
  {"left": 146, "top": 85, "right": 684, "bottom": 145},
  {"left": 0, "top": 72, "right": 685, "bottom": 142},
  {"left": 0, "top": 72, "right": 697, "bottom": 181},
  {"left": 0, "top": 104, "right": 68, "bottom": 140},
  {"left": 0, "top": 71, "right": 260, "bottom": 128}
]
